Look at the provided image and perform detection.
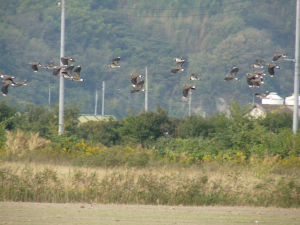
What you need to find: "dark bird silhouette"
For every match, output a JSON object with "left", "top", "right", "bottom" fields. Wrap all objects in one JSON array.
[
  {"left": 251, "top": 62, "right": 264, "bottom": 69},
  {"left": 266, "top": 63, "right": 280, "bottom": 77},
  {"left": 1, "top": 74, "right": 15, "bottom": 81},
  {"left": 61, "top": 64, "right": 74, "bottom": 79},
  {"left": 108, "top": 57, "right": 122, "bottom": 68},
  {"left": 53, "top": 66, "right": 64, "bottom": 76},
  {"left": 255, "top": 58, "right": 266, "bottom": 64},
  {"left": 252, "top": 77, "right": 265, "bottom": 88},
  {"left": 246, "top": 73, "right": 258, "bottom": 88},
  {"left": 182, "top": 84, "right": 196, "bottom": 98},
  {"left": 13, "top": 80, "right": 28, "bottom": 87},
  {"left": 29, "top": 62, "right": 42, "bottom": 72},
  {"left": 171, "top": 62, "right": 185, "bottom": 74},
  {"left": 189, "top": 73, "right": 201, "bottom": 81},
  {"left": 71, "top": 66, "right": 84, "bottom": 81},
  {"left": 1, "top": 79, "right": 16, "bottom": 96},
  {"left": 224, "top": 67, "right": 239, "bottom": 81},
  {"left": 246, "top": 73, "right": 264, "bottom": 88},
  {"left": 130, "top": 73, "right": 143, "bottom": 86},
  {"left": 254, "top": 71, "right": 266, "bottom": 76},
  {"left": 44, "top": 61, "right": 57, "bottom": 70},
  {"left": 131, "top": 80, "right": 146, "bottom": 93},
  {"left": 61, "top": 57, "right": 75, "bottom": 66},
  {"left": 254, "top": 91, "right": 270, "bottom": 99},
  {"left": 173, "top": 56, "right": 185, "bottom": 63},
  {"left": 272, "top": 54, "right": 287, "bottom": 62}
]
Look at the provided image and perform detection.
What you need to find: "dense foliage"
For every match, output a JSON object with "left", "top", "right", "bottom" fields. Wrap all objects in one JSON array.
[
  {"left": 1, "top": 99, "right": 300, "bottom": 163},
  {"left": 0, "top": 0, "right": 296, "bottom": 118}
]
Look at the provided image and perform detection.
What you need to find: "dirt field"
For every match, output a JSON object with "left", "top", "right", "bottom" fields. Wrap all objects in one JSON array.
[{"left": 0, "top": 202, "right": 299, "bottom": 225}]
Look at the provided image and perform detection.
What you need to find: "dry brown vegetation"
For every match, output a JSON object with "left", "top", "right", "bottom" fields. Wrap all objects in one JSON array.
[
  {"left": 0, "top": 161, "right": 299, "bottom": 207},
  {"left": 5, "top": 130, "right": 49, "bottom": 157}
]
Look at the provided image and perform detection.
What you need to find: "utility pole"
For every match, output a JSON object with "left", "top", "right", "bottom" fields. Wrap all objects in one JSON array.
[
  {"left": 102, "top": 81, "right": 105, "bottom": 115},
  {"left": 293, "top": 0, "right": 300, "bottom": 134},
  {"left": 95, "top": 89, "right": 98, "bottom": 115},
  {"left": 145, "top": 66, "right": 148, "bottom": 112},
  {"left": 58, "top": 0, "right": 65, "bottom": 135},
  {"left": 189, "top": 91, "right": 192, "bottom": 116}
]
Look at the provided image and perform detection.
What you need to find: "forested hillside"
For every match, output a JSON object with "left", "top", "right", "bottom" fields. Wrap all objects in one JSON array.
[{"left": 0, "top": 0, "right": 296, "bottom": 118}]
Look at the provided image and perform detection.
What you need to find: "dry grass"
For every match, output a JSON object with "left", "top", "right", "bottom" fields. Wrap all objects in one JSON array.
[
  {"left": 0, "top": 161, "right": 299, "bottom": 207},
  {"left": 5, "top": 130, "right": 50, "bottom": 157}
]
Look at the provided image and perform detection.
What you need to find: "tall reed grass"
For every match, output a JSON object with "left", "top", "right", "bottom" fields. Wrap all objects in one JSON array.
[
  {"left": 3, "top": 130, "right": 49, "bottom": 158},
  {"left": 0, "top": 162, "right": 299, "bottom": 207},
  {"left": 1, "top": 130, "right": 300, "bottom": 207}
]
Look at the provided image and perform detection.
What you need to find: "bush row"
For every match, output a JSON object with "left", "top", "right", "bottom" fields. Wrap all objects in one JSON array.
[{"left": 0, "top": 100, "right": 299, "bottom": 160}]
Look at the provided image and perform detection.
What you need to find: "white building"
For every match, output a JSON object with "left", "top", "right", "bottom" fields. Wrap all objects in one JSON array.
[
  {"left": 285, "top": 94, "right": 300, "bottom": 105},
  {"left": 261, "top": 92, "right": 284, "bottom": 105}
]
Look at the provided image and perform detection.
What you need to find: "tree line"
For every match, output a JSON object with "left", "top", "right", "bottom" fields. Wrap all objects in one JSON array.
[{"left": 1, "top": 99, "right": 299, "bottom": 160}]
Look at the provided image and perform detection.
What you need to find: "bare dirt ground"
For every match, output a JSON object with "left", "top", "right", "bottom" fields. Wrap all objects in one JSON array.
[{"left": 0, "top": 202, "right": 299, "bottom": 225}]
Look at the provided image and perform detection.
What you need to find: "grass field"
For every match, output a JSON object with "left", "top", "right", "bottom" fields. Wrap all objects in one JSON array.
[
  {"left": 0, "top": 161, "right": 300, "bottom": 224},
  {"left": 0, "top": 161, "right": 300, "bottom": 208},
  {"left": 0, "top": 202, "right": 299, "bottom": 225}
]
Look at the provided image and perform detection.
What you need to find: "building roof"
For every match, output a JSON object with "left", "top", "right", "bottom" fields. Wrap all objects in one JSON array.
[
  {"left": 249, "top": 104, "right": 300, "bottom": 118},
  {"left": 254, "top": 103, "right": 293, "bottom": 114},
  {"left": 266, "top": 92, "right": 283, "bottom": 100},
  {"left": 78, "top": 115, "right": 116, "bottom": 124}
]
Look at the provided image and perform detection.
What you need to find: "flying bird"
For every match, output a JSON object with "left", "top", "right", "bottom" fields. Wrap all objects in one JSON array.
[
  {"left": 224, "top": 67, "right": 239, "bottom": 81},
  {"left": 61, "top": 64, "right": 74, "bottom": 79},
  {"left": 44, "top": 61, "right": 57, "bottom": 70},
  {"left": 246, "top": 73, "right": 257, "bottom": 87},
  {"left": 251, "top": 77, "right": 265, "bottom": 88},
  {"left": 108, "top": 57, "right": 122, "bottom": 68},
  {"left": 246, "top": 73, "right": 264, "bottom": 88},
  {"left": 1, "top": 74, "right": 15, "bottom": 81},
  {"left": 130, "top": 73, "right": 143, "bottom": 86},
  {"left": 13, "top": 80, "right": 28, "bottom": 87},
  {"left": 1, "top": 79, "right": 15, "bottom": 96},
  {"left": 52, "top": 66, "right": 64, "bottom": 76},
  {"left": 255, "top": 58, "right": 266, "bottom": 64},
  {"left": 254, "top": 91, "right": 270, "bottom": 99},
  {"left": 182, "top": 84, "right": 196, "bottom": 98},
  {"left": 61, "top": 57, "right": 75, "bottom": 66},
  {"left": 251, "top": 62, "right": 264, "bottom": 69},
  {"left": 29, "top": 62, "right": 42, "bottom": 72},
  {"left": 171, "top": 61, "right": 185, "bottom": 74},
  {"left": 173, "top": 56, "right": 185, "bottom": 63},
  {"left": 254, "top": 71, "right": 266, "bottom": 76},
  {"left": 266, "top": 63, "right": 280, "bottom": 77},
  {"left": 71, "top": 66, "right": 84, "bottom": 81},
  {"left": 131, "top": 80, "right": 146, "bottom": 93},
  {"left": 188, "top": 73, "right": 201, "bottom": 81},
  {"left": 272, "top": 54, "right": 287, "bottom": 62}
]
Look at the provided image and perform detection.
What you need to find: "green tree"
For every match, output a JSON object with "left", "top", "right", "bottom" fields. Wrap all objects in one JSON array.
[
  {"left": 257, "top": 112, "right": 293, "bottom": 133},
  {"left": 77, "top": 117, "right": 121, "bottom": 146},
  {"left": 0, "top": 100, "right": 17, "bottom": 130},
  {"left": 177, "top": 115, "right": 212, "bottom": 138},
  {"left": 118, "top": 105, "right": 170, "bottom": 145},
  {"left": 0, "top": 122, "right": 6, "bottom": 149},
  {"left": 12, "top": 103, "right": 56, "bottom": 138}
]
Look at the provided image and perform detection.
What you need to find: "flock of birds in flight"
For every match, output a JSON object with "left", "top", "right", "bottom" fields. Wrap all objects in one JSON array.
[
  {"left": 125, "top": 53, "right": 287, "bottom": 99},
  {"left": 1, "top": 57, "right": 83, "bottom": 96},
  {"left": 1, "top": 53, "right": 287, "bottom": 100},
  {"left": 223, "top": 53, "right": 287, "bottom": 99}
]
